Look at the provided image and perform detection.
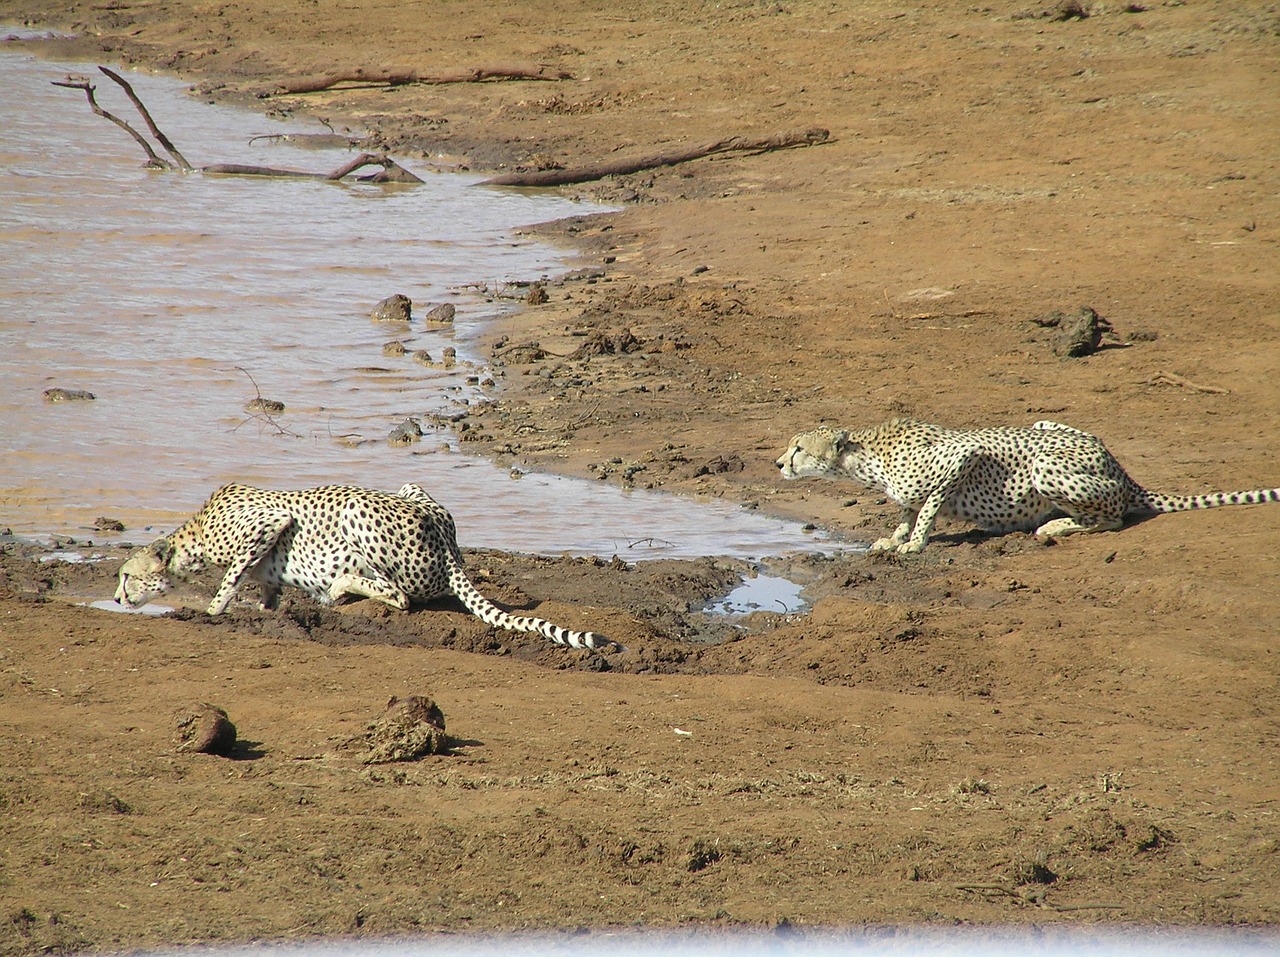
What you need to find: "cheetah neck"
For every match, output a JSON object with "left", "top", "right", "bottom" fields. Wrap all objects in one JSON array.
[
  {"left": 836, "top": 445, "right": 892, "bottom": 494},
  {"left": 165, "top": 513, "right": 206, "bottom": 569}
]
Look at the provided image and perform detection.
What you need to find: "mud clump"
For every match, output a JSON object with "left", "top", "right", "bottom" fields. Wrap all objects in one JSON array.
[
  {"left": 245, "top": 397, "right": 285, "bottom": 414},
  {"left": 387, "top": 417, "right": 423, "bottom": 447},
  {"left": 359, "top": 694, "right": 450, "bottom": 763},
  {"left": 43, "top": 388, "right": 96, "bottom": 402},
  {"left": 1031, "top": 305, "right": 1113, "bottom": 358},
  {"left": 175, "top": 703, "right": 238, "bottom": 756},
  {"left": 569, "top": 328, "right": 644, "bottom": 359}
]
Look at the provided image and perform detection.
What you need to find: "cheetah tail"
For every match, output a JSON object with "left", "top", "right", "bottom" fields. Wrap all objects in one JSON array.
[
  {"left": 447, "top": 566, "right": 620, "bottom": 652},
  {"left": 1133, "top": 487, "right": 1280, "bottom": 513}
]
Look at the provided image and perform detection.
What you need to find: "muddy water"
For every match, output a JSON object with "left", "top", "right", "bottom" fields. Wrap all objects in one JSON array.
[{"left": 0, "top": 46, "right": 825, "bottom": 560}]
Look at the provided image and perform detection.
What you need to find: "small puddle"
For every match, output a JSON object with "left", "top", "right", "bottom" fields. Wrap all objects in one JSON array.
[
  {"left": 706, "top": 571, "right": 808, "bottom": 616},
  {"left": 84, "top": 599, "right": 175, "bottom": 616}
]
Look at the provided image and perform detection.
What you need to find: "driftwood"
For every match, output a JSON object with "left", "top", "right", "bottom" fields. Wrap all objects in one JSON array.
[
  {"left": 203, "top": 153, "right": 424, "bottom": 183},
  {"left": 478, "top": 127, "right": 831, "bottom": 188},
  {"left": 55, "top": 66, "right": 423, "bottom": 184},
  {"left": 259, "top": 64, "right": 574, "bottom": 97}
]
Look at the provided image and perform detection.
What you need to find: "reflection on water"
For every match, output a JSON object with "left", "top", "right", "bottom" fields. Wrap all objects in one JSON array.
[{"left": 0, "top": 45, "right": 823, "bottom": 560}]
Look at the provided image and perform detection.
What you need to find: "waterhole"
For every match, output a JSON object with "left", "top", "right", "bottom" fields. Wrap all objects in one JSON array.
[{"left": 0, "top": 42, "right": 829, "bottom": 570}]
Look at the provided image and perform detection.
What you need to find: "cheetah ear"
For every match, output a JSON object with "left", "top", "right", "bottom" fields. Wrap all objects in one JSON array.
[
  {"left": 150, "top": 538, "right": 173, "bottom": 563},
  {"left": 832, "top": 429, "right": 854, "bottom": 452}
]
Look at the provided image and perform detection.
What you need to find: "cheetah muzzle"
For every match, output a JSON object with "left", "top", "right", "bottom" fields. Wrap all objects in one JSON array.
[
  {"left": 114, "top": 482, "right": 614, "bottom": 651},
  {"left": 776, "top": 418, "right": 1280, "bottom": 553}
]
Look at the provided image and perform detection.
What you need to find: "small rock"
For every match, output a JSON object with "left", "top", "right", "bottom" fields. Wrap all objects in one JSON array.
[
  {"left": 382, "top": 340, "right": 407, "bottom": 357},
  {"left": 371, "top": 294, "right": 413, "bottom": 323},
  {"left": 94, "top": 516, "right": 126, "bottom": 532},
  {"left": 175, "top": 703, "right": 237, "bottom": 756},
  {"left": 526, "top": 283, "right": 549, "bottom": 305},
  {"left": 423, "top": 303, "right": 456, "bottom": 323},
  {"left": 43, "top": 388, "right": 95, "bottom": 403},
  {"left": 411, "top": 349, "right": 433, "bottom": 366},
  {"left": 360, "top": 695, "right": 449, "bottom": 763}
]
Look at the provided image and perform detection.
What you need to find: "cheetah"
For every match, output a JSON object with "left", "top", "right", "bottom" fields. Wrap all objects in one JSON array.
[
  {"left": 114, "top": 482, "right": 612, "bottom": 650},
  {"left": 776, "top": 417, "right": 1280, "bottom": 553}
]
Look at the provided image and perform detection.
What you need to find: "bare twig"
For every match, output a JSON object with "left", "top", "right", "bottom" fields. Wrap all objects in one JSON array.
[
  {"left": 98, "top": 66, "right": 193, "bottom": 170},
  {"left": 233, "top": 366, "right": 300, "bottom": 437},
  {"left": 478, "top": 127, "right": 831, "bottom": 187},
  {"left": 627, "top": 538, "right": 676, "bottom": 549},
  {"left": 52, "top": 75, "right": 172, "bottom": 168}
]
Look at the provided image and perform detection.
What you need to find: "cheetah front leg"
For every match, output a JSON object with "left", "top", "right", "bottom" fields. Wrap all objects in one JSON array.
[
  {"left": 207, "top": 510, "right": 294, "bottom": 615},
  {"left": 882, "top": 451, "right": 979, "bottom": 554},
  {"left": 895, "top": 487, "right": 951, "bottom": 554},
  {"left": 870, "top": 514, "right": 914, "bottom": 552}
]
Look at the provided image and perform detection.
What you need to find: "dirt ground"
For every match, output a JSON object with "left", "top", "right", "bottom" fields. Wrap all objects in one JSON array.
[{"left": 2, "top": 0, "right": 1280, "bottom": 951}]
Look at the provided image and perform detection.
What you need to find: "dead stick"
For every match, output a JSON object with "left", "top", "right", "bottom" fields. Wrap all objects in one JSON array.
[
  {"left": 477, "top": 127, "right": 830, "bottom": 187},
  {"left": 52, "top": 76, "right": 172, "bottom": 168},
  {"left": 263, "top": 64, "right": 573, "bottom": 96},
  {"left": 98, "top": 66, "right": 193, "bottom": 170},
  {"left": 1147, "top": 370, "right": 1231, "bottom": 395}
]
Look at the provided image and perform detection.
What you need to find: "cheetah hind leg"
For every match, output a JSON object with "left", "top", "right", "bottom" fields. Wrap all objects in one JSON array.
[
  {"left": 1035, "top": 514, "right": 1124, "bottom": 541},
  {"left": 1031, "top": 453, "right": 1128, "bottom": 542},
  {"left": 328, "top": 572, "right": 410, "bottom": 610}
]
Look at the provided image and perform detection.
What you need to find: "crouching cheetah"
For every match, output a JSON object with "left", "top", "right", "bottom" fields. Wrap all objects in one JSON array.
[
  {"left": 114, "top": 482, "right": 613, "bottom": 650},
  {"left": 776, "top": 418, "right": 1280, "bottom": 553}
]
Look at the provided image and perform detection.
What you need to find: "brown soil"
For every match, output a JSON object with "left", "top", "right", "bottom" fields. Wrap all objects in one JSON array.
[{"left": 2, "top": 0, "right": 1279, "bottom": 951}]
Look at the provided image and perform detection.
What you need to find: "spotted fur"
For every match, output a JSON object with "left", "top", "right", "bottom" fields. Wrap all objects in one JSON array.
[
  {"left": 776, "top": 418, "right": 1280, "bottom": 553},
  {"left": 114, "top": 482, "right": 612, "bottom": 650}
]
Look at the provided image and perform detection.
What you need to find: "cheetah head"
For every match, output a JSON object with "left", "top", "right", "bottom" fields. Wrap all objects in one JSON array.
[
  {"left": 776, "top": 427, "right": 850, "bottom": 479},
  {"left": 115, "top": 537, "right": 203, "bottom": 608}
]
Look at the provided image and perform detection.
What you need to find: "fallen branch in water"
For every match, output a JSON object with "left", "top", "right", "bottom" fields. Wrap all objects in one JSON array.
[
  {"left": 55, "top": 66, "right": 423, "bottom": 184},
  {"left": 477, "top": 127, "right": 831, "bottom": 187},
  {"left": 257, "top": 64, "right": 574, "bottom": 96},
  {"left": 204, "top": 152, "right": 424, "bottom": 183}
]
